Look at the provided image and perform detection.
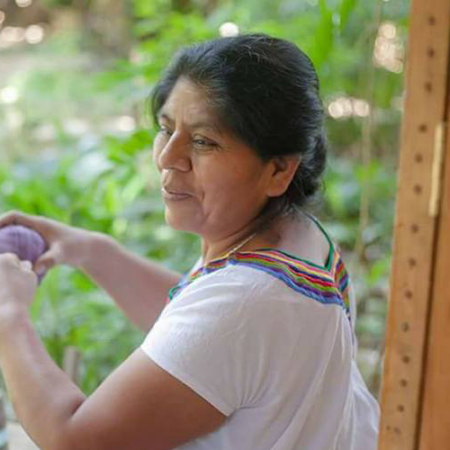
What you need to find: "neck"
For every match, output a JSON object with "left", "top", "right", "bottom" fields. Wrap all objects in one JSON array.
[
  {"left": 201, "top": 227, "right": 256, "bottom": 265},
  {"left": 200, "top": 212, "right": 298, "bottom": 265}
]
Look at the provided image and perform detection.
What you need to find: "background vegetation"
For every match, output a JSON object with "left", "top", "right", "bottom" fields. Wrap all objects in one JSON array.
[{"left": 0, "top": 0, "right": 409, "bottom": 403}]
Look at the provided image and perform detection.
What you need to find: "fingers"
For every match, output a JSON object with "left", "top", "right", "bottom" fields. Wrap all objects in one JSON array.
[
  {"left": 0, "top": 211, "right": 50, "bottom": 243},
  {"left": 0, "top": 254, "right": 40, "bottom": 285},
  {"left": 0, "top": 210, "right": 32, "bottom": 229},
  {"left": 0, "top": 253, "right": 35, "bottom": 271},
  {"left": 0, "top": 252, "right": 20, "bottom": 264},
  {"left": 0, "top": 253, "right": 27, "bottom": 272},
  {"left": 20, "top": 261, "right": 33, "bottom": 271}
]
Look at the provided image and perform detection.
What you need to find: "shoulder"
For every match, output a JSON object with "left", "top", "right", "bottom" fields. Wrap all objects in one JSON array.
[
  {"left": 162, "top": 263, "right": 270, "bottom": 327},
  {"left": 165, "top": 258, "right": 346, "bottom": 325},
  {"left": 168, "top": 262, "right": 268, "bottom": 302}
]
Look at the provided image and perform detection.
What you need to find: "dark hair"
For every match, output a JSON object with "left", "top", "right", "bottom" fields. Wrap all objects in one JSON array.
[{"left": 151, "top": 33, "right": 327, "bottom": 227}]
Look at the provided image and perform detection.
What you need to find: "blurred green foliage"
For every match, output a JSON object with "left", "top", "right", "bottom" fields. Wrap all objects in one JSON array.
[{"left": 0, "top": 0, "right": 409, "bottom": 396}]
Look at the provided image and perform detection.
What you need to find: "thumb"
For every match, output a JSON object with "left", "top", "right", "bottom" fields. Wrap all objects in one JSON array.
[
  {"left": 34, "top": 251, "right": 58, "bottom": 276},
  {"left": 34, "top": 243, "right": 64, "bottom": 275}
]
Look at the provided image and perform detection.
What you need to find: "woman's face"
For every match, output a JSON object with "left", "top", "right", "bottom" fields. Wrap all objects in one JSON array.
[{"left": 153, "top": 77, "right": 277, "bottom": 241}]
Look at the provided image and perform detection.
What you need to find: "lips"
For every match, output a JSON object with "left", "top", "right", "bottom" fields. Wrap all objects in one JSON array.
[
  {"left": 163, "top": 186, "right": 190, "bottom": 195},
  {"left": 161, "top": 186, "right": 193, "bottom": 200}
]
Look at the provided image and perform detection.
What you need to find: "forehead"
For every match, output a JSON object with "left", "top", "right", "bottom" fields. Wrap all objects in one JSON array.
[{"left": 158, "top": 77, "right": 222, "bottom": 127}]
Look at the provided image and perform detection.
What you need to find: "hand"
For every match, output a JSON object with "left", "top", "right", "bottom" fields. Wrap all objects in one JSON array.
[
  {"left": 0, "top": 253, "right": 38, "bottom": 312},
  {"left": 0, "top": 210, "right": 96, "bottom": 276}
]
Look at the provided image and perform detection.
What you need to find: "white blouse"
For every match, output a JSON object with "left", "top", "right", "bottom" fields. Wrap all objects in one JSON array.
[{"left": 141, "top": 244, "right": 379, "bottom": 450}]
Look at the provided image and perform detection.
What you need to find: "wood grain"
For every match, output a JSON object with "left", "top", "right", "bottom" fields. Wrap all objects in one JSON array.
[
  {"left": 417, "top": 104, "right": 450, "bottom": 448},
  {"left": 377, "top": 0, "right": 450, "bottom": 449}
]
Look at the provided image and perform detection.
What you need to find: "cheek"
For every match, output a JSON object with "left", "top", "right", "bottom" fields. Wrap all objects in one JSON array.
[
  {"left": 201, "top": 168, "right": 263, "bottom": 210},
  {"left": 220, "top": 161, "right": 266, "bottom": 196}
]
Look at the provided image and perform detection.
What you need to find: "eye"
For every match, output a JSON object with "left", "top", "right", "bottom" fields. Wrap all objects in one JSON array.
[
  {"left": 157, "top": 124, "right": 173, "bottom": 137},
  {"left": 193, "top": 136, "right": 218, "bottom": 149}
]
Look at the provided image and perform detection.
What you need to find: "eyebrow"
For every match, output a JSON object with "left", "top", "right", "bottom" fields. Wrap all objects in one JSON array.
[{"left": 157, "top": 112, "right": 224, "bottom": 134}]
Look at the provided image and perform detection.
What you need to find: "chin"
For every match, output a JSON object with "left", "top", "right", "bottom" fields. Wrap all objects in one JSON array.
[{"left": 164, "top": 210, "right": 200, "bottom": 234}]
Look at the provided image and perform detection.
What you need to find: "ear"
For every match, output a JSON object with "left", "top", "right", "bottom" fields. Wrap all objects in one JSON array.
[{"left": 266, "top": 155, "right": 301, "bottom": 197}]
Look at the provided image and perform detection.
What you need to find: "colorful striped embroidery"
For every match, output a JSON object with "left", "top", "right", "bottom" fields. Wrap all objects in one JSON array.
[{"left": 167, "top": 246, "right": 352, "bottom": 323}]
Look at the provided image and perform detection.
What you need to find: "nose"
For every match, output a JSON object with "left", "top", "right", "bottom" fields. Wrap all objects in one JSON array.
[{"left": 156, "top": 133, "right": 192, "bottom": 173}]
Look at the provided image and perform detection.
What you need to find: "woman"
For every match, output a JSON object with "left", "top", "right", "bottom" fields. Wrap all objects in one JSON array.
[{"left": 0, "top": 34, "right": 379, "bottom": 449}]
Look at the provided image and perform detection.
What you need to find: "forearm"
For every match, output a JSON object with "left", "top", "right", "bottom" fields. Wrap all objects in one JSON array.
[
  {"left": 80, "top": 233, "right": 182, "bottom": 332},
  {"left": 0, "top": 306, "right": 85, "bottom": 450}
]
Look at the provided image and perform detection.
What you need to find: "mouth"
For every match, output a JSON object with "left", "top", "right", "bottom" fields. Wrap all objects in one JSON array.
[{"left": 161, "top": 187, "right": 192, "bottom": 201}]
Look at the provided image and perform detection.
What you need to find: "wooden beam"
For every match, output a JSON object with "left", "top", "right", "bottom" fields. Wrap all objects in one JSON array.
[
  {"left": 417, "top": 95, "right": 450, "bottom": 448},
  {"left": 377, "top": 0, "right": 450, "bottom": 449}
]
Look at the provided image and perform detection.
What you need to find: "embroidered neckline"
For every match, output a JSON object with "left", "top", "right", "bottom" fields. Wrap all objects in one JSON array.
[{"left": 167, "top": 247, "right": 351, "bottom": 323}]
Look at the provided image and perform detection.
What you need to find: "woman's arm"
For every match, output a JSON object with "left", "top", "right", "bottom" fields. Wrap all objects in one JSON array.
[
  {"left": 0, "top": 302, "right": 225, "bottom": 450},
  {"left": 0, "top": 210, "right": 183, "bottom": 332},
  {"left": 80, "top": 232, "right": 183, "bottom": 332}
]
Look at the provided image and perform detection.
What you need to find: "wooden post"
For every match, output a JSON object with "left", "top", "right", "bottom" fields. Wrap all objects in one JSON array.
[
  {"left": 417, "top": 98, "right": 450, "bottom": 449},
  {"left": 378, "top": 0, "right": 450, "bottom": 449}
]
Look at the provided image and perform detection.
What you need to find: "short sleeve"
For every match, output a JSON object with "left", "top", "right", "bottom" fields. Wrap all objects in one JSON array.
[{"left": 140, "top": 268, "right": 261, "bottom": 416}]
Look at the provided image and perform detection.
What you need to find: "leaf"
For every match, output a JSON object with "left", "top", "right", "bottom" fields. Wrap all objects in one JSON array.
[
  {"left": 339, "top": 0, "right": 359, "bottom": 31},
  {"left": 308, "top": 0, "right": 335, "bottom": 69}
]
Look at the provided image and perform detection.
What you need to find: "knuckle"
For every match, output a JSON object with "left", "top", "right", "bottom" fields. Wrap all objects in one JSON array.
[
  {"left": 12, "top": 210, "right": 25, "bottom": 223},
  {"left": 0, "top": 253, "right": 17, "bottom": 263},
  {"left": 0, "top": 210, "right": 20, "bottom": 224}
]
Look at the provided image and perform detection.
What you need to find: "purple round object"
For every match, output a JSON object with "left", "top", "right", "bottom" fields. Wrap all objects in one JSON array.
[{"left": 0, "top": 225, "right": 48, "bottom": 283}]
